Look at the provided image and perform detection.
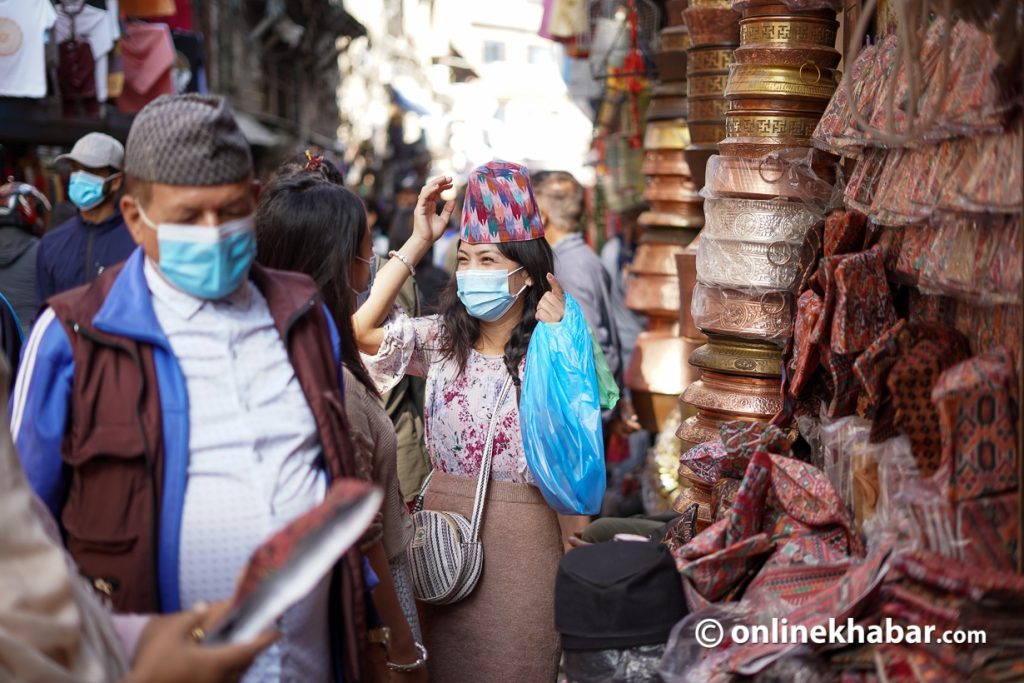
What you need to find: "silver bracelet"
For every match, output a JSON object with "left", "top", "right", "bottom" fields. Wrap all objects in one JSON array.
[
  {"left": 387, "top": 642, "right": 429, "bottom": 672},
  {"left": 388, "top": 250, "right": 416, "bottom": 277}
]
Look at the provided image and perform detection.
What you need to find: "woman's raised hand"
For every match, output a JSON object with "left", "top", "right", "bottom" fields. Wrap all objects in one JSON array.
[
  {"left": 413, "top": 176, "right": 456, "bottom": 244},
  {"left": 536, "top": 274, "right": 566, "bottom": 324}
]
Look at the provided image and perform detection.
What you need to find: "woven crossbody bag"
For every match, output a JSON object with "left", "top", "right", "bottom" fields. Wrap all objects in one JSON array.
[{"left": 408, "top": 375, "right": 514, "bottom": 605}]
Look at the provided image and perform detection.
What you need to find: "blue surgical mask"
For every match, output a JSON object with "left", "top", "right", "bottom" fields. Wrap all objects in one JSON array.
[
  {"left": 456, "top": 266, "right": 527, "bottom": 322},
  {"left": 69, "top": 170, "right": 117, "bottom": 211},
  {"left": 138, "top": 204, "right": 256, "bottom": 300},
  {"left": 352, "top": 255, "right": 376, "bottom": 307}
]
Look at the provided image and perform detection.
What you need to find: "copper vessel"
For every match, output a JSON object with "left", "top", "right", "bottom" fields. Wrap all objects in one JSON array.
[
  {"left": 631, "top": 239, "right": 695, "bottom": 274},
  {"left": 671, "top": 465, "right": 715, "bottom": 530},
  {"left": 734, "top": 44, "right": 841, "bottom": 68},
  {"left": 691, "top": 282, "right": 795, "bottom": 342},
  {"left": 738, "top": 15, "right": 839, "bottom": 49},
  {"left": 697, "top": 236, "right": 817, "bottom": 291},
  {"left": 683, "top": 143, "right": 719, "bottom": 189},
  {"left": 689, "top": 96, "right": 730, "bottom": 121},
  {"left": 677, "top": 369, "right": 783, "bottom": 441},
  {"left": 626, "top": 240, "right": 687, "bottom": 316},
  {"left": 728, "top": 96, "right": 828, "bottom": 114},
  {"left": 667, "top": 0, "right": 690, "bottom": 26},
  {"left": 737, "top": 2, "right": 837, "bottom": 20},
  {"left": 703, "top": 153, "right": 834, "bottom": 202},
  {"left": 676, "top": 247, "right": 702, "bottom": 339},
  {"left": 643, "top": 175, "right": 702, "bottom": 203},
  {"left": 686, "top": 45, "right": 737, "bottom": 73},
  {"left": 724, "top": 110, "right": 822, "bottom": 139},
  {"left": 687, "top": 335, "right": 784, "bottom": 377},
  {"left": 688, "top": 70, "right": 731, "bottom": 98},
  {"left": 726, "top": 63, "right": 841, "bottom": 102},
  {"left": 643, "top": 149, "right": 692, "bottom": 176},
  {"left": 682, "top": 7, "right": 742, "bottom": 46},
  {"left": 654, "top": 49, "right": 689, "bottom": 81},
  {"left": 688, "top": 119, "right": 728, "bottom": 144},
  {"left": 717, "top": 137, "right": 813, "bottom": 159},
  {"left": 703, "top": 195, "right": 822, "bottom": 243},
  {"left": 661, "top": 25, "right": 692, "bottom": 51},
  {"left": 627, "top": 324, "right": 705, "bottom": 432},
  {"left": 639, "top": 208, "right": 706, "bottom": 230},
  {"left": 644, "top": 119, "right": 692, "bottom": 150},
  {"left": 647, "top": 96, "right": 689, "bottom": 122}
]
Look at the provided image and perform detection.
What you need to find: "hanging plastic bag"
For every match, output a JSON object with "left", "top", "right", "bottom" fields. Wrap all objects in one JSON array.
[
  {"left": 521, "top": 293, "right": 606, "bottom": 515},
  {"left": 588, "top": 325, "right": 620, "bottom": 410}
]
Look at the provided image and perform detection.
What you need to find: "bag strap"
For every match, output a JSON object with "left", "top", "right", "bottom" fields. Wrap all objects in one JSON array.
[{"left": 468, "top": 375, "right": 514, "bottom": 542}]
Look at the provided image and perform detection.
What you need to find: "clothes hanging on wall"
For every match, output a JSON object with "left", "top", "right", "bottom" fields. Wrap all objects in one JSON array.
[{"left": 0, "top": 0, "right": 59, "bottom": 98}]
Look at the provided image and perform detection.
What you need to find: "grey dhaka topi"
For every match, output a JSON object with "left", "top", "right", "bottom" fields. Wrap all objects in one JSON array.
[{"left": 124, "top": 94, "right": 253, "bottom": 186}]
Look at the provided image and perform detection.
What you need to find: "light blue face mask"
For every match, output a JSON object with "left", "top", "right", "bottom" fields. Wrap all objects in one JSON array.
[
  {"left": 138, "top": 204, "right": 256, "bottom": 300},
  {"left": 456, "top": 266, "right": 527, "bottom": 322},
  {"left": 69, "top": 170, "right": 116, "bottom": 211},
  {"left": 352, "top": 255, "right": 376, "bottom": 307}
]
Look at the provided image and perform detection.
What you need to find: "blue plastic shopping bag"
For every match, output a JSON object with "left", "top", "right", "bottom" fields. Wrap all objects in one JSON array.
[{"left": 520, "top": 293, "right": 606, "bottom": 515}]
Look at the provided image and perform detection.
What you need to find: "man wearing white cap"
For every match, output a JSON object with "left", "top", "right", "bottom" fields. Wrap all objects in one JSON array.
[{"left": 36, "top": 132, "right": 136, "bottom": 304}]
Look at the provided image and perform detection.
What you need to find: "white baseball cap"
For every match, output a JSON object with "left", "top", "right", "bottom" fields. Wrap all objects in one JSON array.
[{"left": 55, "top": 132, "right": 125, "bottom": 171}]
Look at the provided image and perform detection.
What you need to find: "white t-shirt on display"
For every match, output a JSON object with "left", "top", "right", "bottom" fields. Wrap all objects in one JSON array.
[
  {"left": 0, "top": 0, "right": 59, "bottom": 98},
  {"left": 55, "top": 3, "right": 115, "bottom": 102}
]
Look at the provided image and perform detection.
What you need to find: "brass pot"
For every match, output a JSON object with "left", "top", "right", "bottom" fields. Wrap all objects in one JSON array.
[
  {"left": 644, "top": 119, "right": 692, "bottom": 150},
  {"left": 691, "top": 282, "right": 795, "bottom": 341},
  {"left": 737, "top": 2, "right": 837, "bottom": 20},
  {"left": 688, "top": 335, "right": 784, "bottom": 377},
  {"left": 660, "top": 25, "right": 693, "bottom": 51},
  {"left": 639, "top": 208, "right": 706, "bottom": 230},
  {"left": 724, "top": 109, "right": 822, "bottom": 139},
  {"left": 688, "top": 96, "right": 730, "bottom": 121},
  {"left": 654, "top": 49, "right": 689, "bottom": 81},
  {"left": 739, "top": 15, "right": 839, "bottom": 49},
  {"left": 686, "top": 45, "right": 737, "bottom": 73},
  {"left": 643, "top": 149, "right": 692, "bottom": 176},
  {"left": 683, "top": 143, "right": 719, "bottom": 188},
  {"left": 716, "top": 137, "right": 813, "bottom": 159},
  {"left": 643, "top": 174, "right": 702, "bottom": 203},
  {"left": 687, "top": 119, "right": 728, "bottom": 144},
  {"left": 667, "top": 0, "right": 690, "bottom": 26},
  {"left": 703, "top": 152, "right": 835, "bottom": 203},
  {"left": 726, "top": 63, "right": 841, "bottom": 102},
  {"left": 728, "top": 96, "right": 828, "bottom": 113},
  {"left": 676, "top": 247, "right": 703, "bottom": 339},
  {"left": 688, "top": 70, "right": 731, "bottom": 98},
  {"left": 734, "top": 44, "right": 841, "bottom": 68},
  {"left": 682, "top": 7, "right": 741, "bottom": 47},
  {"left": 681, "top": 369, "right": 783, "bottom": 420}
]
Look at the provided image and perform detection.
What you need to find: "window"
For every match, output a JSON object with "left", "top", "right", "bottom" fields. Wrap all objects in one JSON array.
[
  {"left": 483, "top": 41, "right": 506, "bottom": 63},
  {"left": 528, "top": 45, "right": 551, "bottom": 64}
]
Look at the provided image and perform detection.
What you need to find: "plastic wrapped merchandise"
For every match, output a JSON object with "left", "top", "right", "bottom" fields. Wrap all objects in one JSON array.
[
  {"left": 702, "top": 152, "right": 838, "bottom": 214},
  {"left": 557, "top": 542, "right": 688, "bottom": 683},
  {"left": 918, "top": 213, "right": 1022, "bottom": 305},
  {"left": 691, "top": 283, "right": 795, "bottom": 344},
  {"left": 817, "top": 414, "right": 871, "bottom": 513}
]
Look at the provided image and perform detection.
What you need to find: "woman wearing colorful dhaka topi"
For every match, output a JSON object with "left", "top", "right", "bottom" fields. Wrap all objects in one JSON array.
[{"left": 354, "top": 161, "right": 583, "bottom": 682}]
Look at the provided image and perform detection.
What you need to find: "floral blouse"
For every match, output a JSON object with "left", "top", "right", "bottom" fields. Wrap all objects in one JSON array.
[{"left": 361, "top": 307, "right": 534, "bottom": 484}]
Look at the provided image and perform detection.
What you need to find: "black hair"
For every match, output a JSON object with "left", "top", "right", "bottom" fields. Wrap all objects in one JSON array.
[
  {"left": 437, "top": 238, "right": 555, "bottom": 386},
  {"left": 254, "top": 173, "right": 378, "bottom": 396}
]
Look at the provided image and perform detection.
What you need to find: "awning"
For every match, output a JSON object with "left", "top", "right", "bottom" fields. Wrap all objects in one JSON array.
[
  {"left": 388, "top": 77, "right": 440, "bottom": 117},
  {"left": 234, "top": 111, "right": 285, "bottom": 147}
]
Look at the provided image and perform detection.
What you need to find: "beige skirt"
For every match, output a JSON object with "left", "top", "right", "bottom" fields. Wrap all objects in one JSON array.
[{"left": 419, "top": 473, "right": 563, "bottom": 683}]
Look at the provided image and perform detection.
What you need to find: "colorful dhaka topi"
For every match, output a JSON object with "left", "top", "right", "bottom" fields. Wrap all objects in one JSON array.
[{"left": 460, "top": 160, "right": 545, "bottom": 244}]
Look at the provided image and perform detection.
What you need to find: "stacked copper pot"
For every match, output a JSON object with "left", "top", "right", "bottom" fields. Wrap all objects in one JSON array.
[
  {"left": 676, "top": 0, "right": 841, "bottom": 467},
  {"left": 680, "top": 0, "right": 740, "bottom": 189},
  {"left": 624, "top": 1, "right": 706, "bottom": 434}
]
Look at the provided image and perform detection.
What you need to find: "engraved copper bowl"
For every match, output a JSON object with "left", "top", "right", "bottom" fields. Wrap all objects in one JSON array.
[
  {"left": 687, "top": 334, "right": 784, "bottom": 377},
  {"left": 643, "top": 149, "right": 692, "bottom": 175},
  {"left": 667, "top": 0, "right": 690, "bottom": 26},
  {"left": 739, "top": 15, "right": 839, "bottom": 49},
  {"left": 691, "top": 282, "right": 794, "bottom": 341},
  {"left": 626, "top": 242, "right": 689, "bottom": 316},
  {"left": 644, "top": 119, "right": 692, "bottom": 150},
  {"left": 687, "top": 119, "right": 728, "bottom": 144},
  {"left": 671, "top": 466, "right": 715, "bottom": 528},
  {"left": 703, "top": 153, "right": 835, "bottom": 202},
  {"left": 717, "top": 137, "right": 813, "bottom": 159},
  {"left": 627, "top": 323, "right": 704, "bottom": 432},
  {"left": 683, "top": 143, "right": 719, "bottom": 189},
  {"left": 725, "top": 63, "right": 841, "bottom": 102},
  {"left": 644, "top": 175, "right": 702, "bottom": 203},
  {"left": 654, "top": 50, "right": 690, "bottom": 81},
  {"left": 647, "top": 95, "right": 690, "bottom": 122},
  {"left": 736, "top": 2, "right": 837, "bottom": 20},
  {"left": 688, "top": 70, "right": 731, "bottom": 98},
  {"left": 676, "top": 247, "right": 702, "bottom": 339},
  {"left": 686, "top": 45, "right": 737, "bottom": 73},
  {"left": 728, "top": 96, "right": 829, "bottom": 114},
  {"left": 696, "top": 235, "right": 817, "bottom": 290},
  {"left": 702, "top": 195, "right": 822, "bottom": 243},
  {"left": 631, "top": 240, "right": 694, "bottom": 275},
  {"left": 680, "top": 370, "right": 783, "bottom": 422},
  {"left": 689, "top": 96, "right": 731, "bottom": 120},
  {"left": 682, "top": 7, "right": 741, "bottom": 47},
  {"left": 639, "top": 208, "right": 706, "bottom": 230},
  {"left": 724, "top": 109, "right": 822, "bottom": 140},
  {"left": 660, "top": 25, "right": 693, "bottom": 51},
  {"left": 734, "top": 44, "right": 841, "bottom": 68}
]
